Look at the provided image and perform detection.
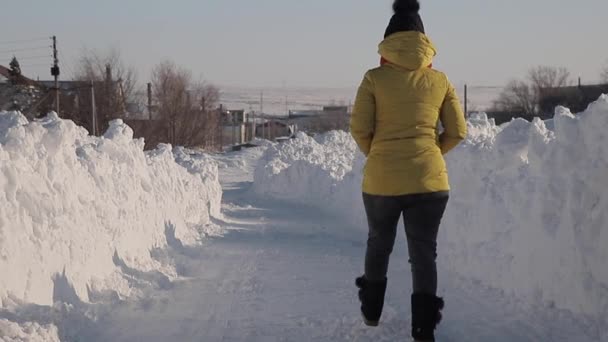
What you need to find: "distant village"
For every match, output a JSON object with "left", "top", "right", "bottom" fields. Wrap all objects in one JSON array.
[
  {"left": 2, "top": 57, "right": 607, "bottom": 150},
  {"left": 0, "top": 60, "right": 349, "bottom": 151}
]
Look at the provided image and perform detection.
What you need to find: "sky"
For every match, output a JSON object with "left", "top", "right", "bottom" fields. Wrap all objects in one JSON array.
[{"left": 1, "top": 0, "right": 607, "bottom": 90}]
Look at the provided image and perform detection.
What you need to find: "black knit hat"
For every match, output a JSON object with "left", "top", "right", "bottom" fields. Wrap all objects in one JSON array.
[{"left": 384, "top": 0, "right": 425, "bottom": 38}]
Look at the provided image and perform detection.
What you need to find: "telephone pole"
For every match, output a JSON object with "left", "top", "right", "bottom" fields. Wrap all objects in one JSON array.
[
  {"left": 147, "top": 83, "right": 153, "bottom": 120},
  {"left": 91, "top": 81, "right": 97, "bottom": 135},
  {"left": 51, "top": 36, "right": 60, "bottom": 114},
  {"left": 260, "top": 91, "right": 265, "bottom": 140},
  {"left": 464, "top": 84, "right": 468, "bottom": 118},
  {"left": 231, "top": 111, "right": 236, "bottom": 146}
]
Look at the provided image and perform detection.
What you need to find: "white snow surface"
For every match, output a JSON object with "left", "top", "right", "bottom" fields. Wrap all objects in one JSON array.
[
  {"left": 0, "top": 320, "right": 59, "bottom": 342},
  {"left": 254, "top": 96, "right": 608, "bottom": 336},
  {"left": 0, "top": 112, "right": 222, "bottom": 309},
  {"left": 253, "top": 131, "right": 364, "bottom": 236}
]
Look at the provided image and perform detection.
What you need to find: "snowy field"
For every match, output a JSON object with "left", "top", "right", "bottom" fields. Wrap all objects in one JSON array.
[
  {"left": 219, "top": 86, "right": 356, "bottom": 116},
  {"left": 1, "top": 96, "right": 607, "bottom": 341},
  {"left": 218, "top": 84, "right": 499, "bottom": 116}
]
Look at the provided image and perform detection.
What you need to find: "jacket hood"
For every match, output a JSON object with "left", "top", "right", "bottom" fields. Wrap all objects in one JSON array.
[{"left": 378, "top": 31, "right": 437, "bottom": 70}]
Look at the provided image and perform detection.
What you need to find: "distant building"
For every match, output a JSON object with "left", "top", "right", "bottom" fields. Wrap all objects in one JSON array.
[
  {"left": 0, "top": 64, "right": 37, "bottom": 86},
  {"left": 288, "top": 105, "right": 349, "bottom": 134},
  {"left": 221, "top": 109, "right": 246, "bottom": 125},
  {"left": 220, "top": 108, "right": 248, "bottom": 146},
  {"left": 0, "top": 64, "right": 47, "bottom": 115},
  {"left": 256, "top": 120, "right": 294, "bottom": 140},
  {"left": 322, "top": 105, "right": 349, "bottom": 114},
  {"left": 486, "top": 83, "right": 608, "bottom": 125},
  {"left": 0, "top": 64, "right": 134, "bottom": 137},
  {"left": 539, "top": 83, "right": 608, "bottom": 115}
]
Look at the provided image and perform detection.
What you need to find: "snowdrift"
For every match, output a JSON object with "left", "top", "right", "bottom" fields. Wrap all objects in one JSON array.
[
  {"left": 253, "top": 96, "right": 608, "bottom": 329},
  {"left": 0, "top": 319, "right": 59, "bottom": 342},
  {"left": 0, "top": 112, "right": 222, "bottom": 306},
  {"left": 253, "top": 131, "right": 359, "bottom": 211},
  {"left": 252, "top": 131, "right": 369, "bottom": 237}
]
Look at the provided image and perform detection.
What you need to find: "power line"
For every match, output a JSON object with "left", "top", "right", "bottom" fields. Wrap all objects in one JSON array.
[
  {"left": 58, "top": 51, "right": 76, "bottom": 79},
  {"left": 8, "top": 55, "right": 52, "bottom": 61},
  {"left": 466, "top": 86, "right": 505, "bottom": 90},
  {"left": 0, "top": 37, "right": 49, "bottom": 46},
  {"left": 0, "top": 46, "right": 50, "bottom": 54},
  {"left": 20, "top": 63, "right": 51, "bottom": 68},
  {"left": 0, "top": 53, "right": 51, "bottom": 58}
]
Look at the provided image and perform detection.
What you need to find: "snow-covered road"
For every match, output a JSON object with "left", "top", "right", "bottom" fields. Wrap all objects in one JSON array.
[{"left": 0, "top": 148, "right": 600, "bottom": 341}]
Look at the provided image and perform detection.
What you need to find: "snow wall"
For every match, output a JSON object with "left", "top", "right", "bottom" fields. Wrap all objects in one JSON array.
[
  {"left": 0, "top": 112, "right": 222, "bottom": 306},
  {"left": 253, "top": 96, "right": 608, "bottom": 331}
]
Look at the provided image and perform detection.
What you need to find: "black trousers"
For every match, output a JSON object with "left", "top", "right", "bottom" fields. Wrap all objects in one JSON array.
[{"left": 363, "top": 191, "right": 449, "bottom": 295}]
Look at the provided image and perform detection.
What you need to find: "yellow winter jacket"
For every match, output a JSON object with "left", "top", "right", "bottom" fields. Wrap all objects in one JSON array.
[{"left": 350, "top": 32, "right": 467, "bottom": 196}]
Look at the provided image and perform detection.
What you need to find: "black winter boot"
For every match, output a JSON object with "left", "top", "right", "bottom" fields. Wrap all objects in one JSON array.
[
  {"left": 411, "top": 293, "right": 445, "bottom": 341},
  {"left": 355, "top": 276, "right": 387, "bottom": 326}
]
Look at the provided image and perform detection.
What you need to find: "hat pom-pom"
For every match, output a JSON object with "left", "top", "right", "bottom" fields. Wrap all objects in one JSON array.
[{"left": 392, "top": 0, "right": 420, "bottom": 14}]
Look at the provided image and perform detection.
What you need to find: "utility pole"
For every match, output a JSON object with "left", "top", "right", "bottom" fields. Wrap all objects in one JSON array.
[
  {"left": 105, "top": 64, "right": 112, "bottom": 121},
  {"left": 260, "top": 91, "right": 265, "bottom": 140},
  {"left": 251, "top": 109, "right": 256, "bottom": 142},
  {"left": 91, "top": 81, "right": 97, "bottom": 135},
  {"left": 147, "top": 83, "right": 153, "bottom": 120},
  {"left": 284, "top": 88, "right": 288, "bottom": 117},
  {"left": 231, "top": 111, "right": 236, "bottom": 146},
  {"left": 51, "top": 36, "right": 60, "bottom": 114},
  {"left": 464, "top": 84, "right": 468, "bottom": 118}
]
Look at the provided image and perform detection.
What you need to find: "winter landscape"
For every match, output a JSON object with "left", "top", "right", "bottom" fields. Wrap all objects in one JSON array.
[
  {"left": 3, "top": 1, "right": 608, "bottom": 341},
  {"left": 0, "top": 96, "right": 607, "bottom": 341}
]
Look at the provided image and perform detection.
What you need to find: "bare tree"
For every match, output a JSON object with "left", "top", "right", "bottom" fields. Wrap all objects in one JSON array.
[
  {"left": 493, "top": 66, "right": 571, "bottom": 117},
  {"left": 493, "top": 80, "right": 536, "bottom": 116},
  {"left": 151, "top": 60, "right": 221, "bottom": 148},
  {"left": 151, "top": 60, "right": 190, "bottom": 145},
  {"left": 179, "top": 82, "right": 221, "bottom": 149},
  {"left": 602, "top": 62, "right": 608, "bottom": 83},
  {"left": 73, "top": 47, "right": 138, "bottom": 130},
  {"left": 74, "top": 47, "right": 138, "bottom": 102},
  {"left": 528, "top": 66, "right": 571, "bottom": 90}
]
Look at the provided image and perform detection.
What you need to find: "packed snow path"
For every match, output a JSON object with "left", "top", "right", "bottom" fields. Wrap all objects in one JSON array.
[{"left": 1, "top": 150, "right": 599, "bottom": 341}]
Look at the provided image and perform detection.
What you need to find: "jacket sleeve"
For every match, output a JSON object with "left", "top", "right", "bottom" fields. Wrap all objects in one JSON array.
[
  {"left": 439, "top": 80, "right": 467, "bottom": 154},
  {"left": 350, "top": 72, "right": 376, "bottom": 156}
]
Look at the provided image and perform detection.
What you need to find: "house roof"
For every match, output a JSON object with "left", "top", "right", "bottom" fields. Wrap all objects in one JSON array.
[
  {"left": 0, "top": 65, "right": 38, "bottom": 86},
  {"left": 539, "top": 83, "right": 608, "bottom": 114},
  {"left": 0, "top": 65, "right": 10, "bottom": 81}
]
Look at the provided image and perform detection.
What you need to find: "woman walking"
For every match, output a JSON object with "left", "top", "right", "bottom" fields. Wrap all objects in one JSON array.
[{"left": 350, "top": 0, "right": 467, "bottom": 340}]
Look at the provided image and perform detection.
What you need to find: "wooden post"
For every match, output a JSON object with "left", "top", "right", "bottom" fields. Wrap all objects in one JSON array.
[
  {"left": 231, "top": 111, "right": 236, "bottom": 147},
  {"left": 147, "top": 82, "right": 152, "bottom": 120},
  {"left": 91, "top": 81, "right": 97, "bottom": 136},
  {"left": 51, "top": 36, "right": 60, "bottom": 114},
  {"left": 251, "top": 110, "right": 256, "bottom": 141},
  {"left": 260, "top": 91, "right": 265, "bottom": 140},
  {"left": 464, "top": 84, "right": 468, "bottom": 118}
]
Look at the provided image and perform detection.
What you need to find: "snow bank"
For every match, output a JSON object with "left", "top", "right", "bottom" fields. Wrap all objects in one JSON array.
[
  {"left": 252, "top": 131, "right": 363, "bottom": 223},
  {"left": 0, "top": 320, "right": 59, "bottom": 342},
  {"left": 442, "top": 99, "right": 608, "bottom": 329},
  {"left": 253, "top": 96, "right": 608, "bottom": 330},
  {"left": 0, "top": 112, "right": 222, "bottom": 307}
]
